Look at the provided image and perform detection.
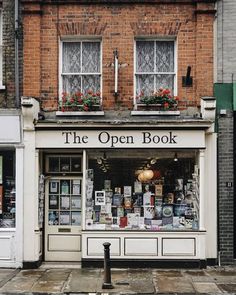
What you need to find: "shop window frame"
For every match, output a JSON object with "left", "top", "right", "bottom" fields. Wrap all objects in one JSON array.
[{"left": 45, "top": 154, "right": 83, "bottom": 175}]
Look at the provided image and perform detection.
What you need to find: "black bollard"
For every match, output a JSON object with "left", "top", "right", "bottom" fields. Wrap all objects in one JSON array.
[{"left": 102, "top": 242, "right": 114, "bottom": 289}]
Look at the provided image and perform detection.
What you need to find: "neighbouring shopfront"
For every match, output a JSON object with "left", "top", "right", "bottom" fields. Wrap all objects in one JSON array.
[
  {"left": 20, "top": 118, "right": 217, "bottom": 268},
  {"left": 0, "top": 111, "right": 23, "bottom": 268}
]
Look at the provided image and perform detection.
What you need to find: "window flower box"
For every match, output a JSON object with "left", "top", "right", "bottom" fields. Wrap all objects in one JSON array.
[
  {"left": 56, "top": 91, "right": 104, "bottom": 116},
  {"left": 132, "top": 88, "right": 180, "bottom": 116}
]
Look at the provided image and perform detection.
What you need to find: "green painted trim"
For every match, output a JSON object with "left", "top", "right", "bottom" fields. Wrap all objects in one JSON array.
[
  {"left": 233, "top": 83, "right": 236, "bottom": 111},
  {"left": 214, "top": 83, "right": 233, "bottom": 111}
]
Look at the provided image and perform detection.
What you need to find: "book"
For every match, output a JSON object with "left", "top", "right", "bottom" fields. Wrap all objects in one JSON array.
[
  {"left": 117, "top": 206, "right": 124, "bottom": 217},
  {"left": 119, "top": 216, "right": 127, "bottom": 228},
  {"left": 124, "top": 186, "right": 132, "bottom": 197},
  {"left": 155, "top": 184, "right": 163, "bottom": 197},
  {"left": 112, "top": 194, "right": 123, "bottom": 206},
  {"left": 124, "top": 196, "right": 132, "bottom": 209},
  {"left": 143, "top": 191, "right": 152, "bottom": 206}
]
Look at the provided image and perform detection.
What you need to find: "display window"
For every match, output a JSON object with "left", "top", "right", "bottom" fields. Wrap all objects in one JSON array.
[
  {"left": 85, "top": 149, "right": 199, "bottom": 231},
  {"left": 0, "top": 150, "right": 16, "bottom": 228}
]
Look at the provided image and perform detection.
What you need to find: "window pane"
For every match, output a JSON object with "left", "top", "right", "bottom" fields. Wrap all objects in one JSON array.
[
  {"left": 0, "top": 151, "right": 16, "bottom": 228},
  {"left": 63, "top": 42, "right": 81, "bottom": 73},
  {"left": 82, "top": 42, "right": 100, "bottom": 73},
  {"left": 136, "top": 41, "right": 154, "bottom": 73},
  {"left": 86, "top": 149, "right": 199, "bottom": 231},
  {"left": 62, "top": 75, "right": 81, "bottom": 94},
  {"left": 156, "top": 41, "right": 174, "bottom": 72},
  {"left": 155, "top": 74, "right": 174, "bottom": 93},
  {"left": 136, "top": 74, "right": 154, "bottom": 96},
  {"left": 82, "top": 75, "right": 100, "bottom": 94}
]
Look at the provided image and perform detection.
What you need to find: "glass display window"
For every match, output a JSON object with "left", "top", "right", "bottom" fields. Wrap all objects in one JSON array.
[
  {"left": 48, "top": 179, "right": 82, "bottom": 226},
  {"left": 85, "top": 149, "right": 199, "bottom": 231},
  {"left": 46, "top": 155, "right": 82, "bottom": 174},
  {"left": 0, "top": 150, "right": 16, "bottom": 228}
]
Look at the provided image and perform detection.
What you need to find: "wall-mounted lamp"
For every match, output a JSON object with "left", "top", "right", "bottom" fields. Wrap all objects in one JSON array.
[
  {"left": 97, "top": 158, "right": 103, "bottom": 165},
  {"left": 174, "top": 153, "right": 178, "bottom": 162},
  {"left": 150, "top": 158, "right": 157, "bottom": 165},
  {"left": 182, "top": 66, "right": 193, "bottom": 87}
]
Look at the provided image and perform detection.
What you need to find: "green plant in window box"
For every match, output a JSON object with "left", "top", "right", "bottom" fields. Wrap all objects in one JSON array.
[
  {"left": 60, "top": 91, "right": 101, "bottom": 112},
  {"left": 137, "top": 88, "right": 179, "bottom": 110}
]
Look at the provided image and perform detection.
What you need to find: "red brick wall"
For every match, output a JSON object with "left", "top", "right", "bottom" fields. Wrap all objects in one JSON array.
[{"left": 22, "top": 2, "right": 215, "bottom": 111}]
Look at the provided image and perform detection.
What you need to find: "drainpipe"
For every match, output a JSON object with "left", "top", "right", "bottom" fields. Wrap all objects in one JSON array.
[{"left": 15, "top": 0, "right": 19, "bottom": 108}]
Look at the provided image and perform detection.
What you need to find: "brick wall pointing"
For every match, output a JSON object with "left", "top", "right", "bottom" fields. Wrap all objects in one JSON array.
[
  {"left": 22, "top": 2, "right": 215, "bottom": 111},
  {"left": 218, "top": 112, "right": 235, "bottom": 264},
  {"left": 217, "top": 0, "right": 236, "bottom": 83},
  {"left": 0, "top": 0, "right": 23, "bottom": 108}
]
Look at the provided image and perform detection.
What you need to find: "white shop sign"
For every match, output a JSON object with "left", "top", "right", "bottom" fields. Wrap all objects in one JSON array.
[
  {"left": 36, "top": 130, "right": 205, "bottom": 148},
  {"left": 0, "top": 116, "right": 21, "bottom": 143}
]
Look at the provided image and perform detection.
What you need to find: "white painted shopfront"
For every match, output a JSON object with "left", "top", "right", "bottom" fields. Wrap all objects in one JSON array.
[
  {"left": 21, "top": 100, "right": 217, "bottom": 268},
  {"left": 0, "top": 111, "right": 23, "bottom": 268}
]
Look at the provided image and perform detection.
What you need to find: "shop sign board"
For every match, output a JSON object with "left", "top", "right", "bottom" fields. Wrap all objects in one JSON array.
[
  {"left": 0, "top": 116, "right": 21, "bottom": 143},
  {"left": 36, "top": 130, "right": 205, "bottom": 149}
]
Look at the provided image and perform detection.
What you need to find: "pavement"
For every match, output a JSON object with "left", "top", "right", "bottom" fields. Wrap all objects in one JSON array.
[{"left": 0, "top": 264, "right": 236, "bottom": 294}]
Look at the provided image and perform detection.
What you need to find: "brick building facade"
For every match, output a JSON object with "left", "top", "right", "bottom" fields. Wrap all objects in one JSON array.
[
  {"left": 22, "top": 0, "right": 215, "bottom": 112},
  {"left": 20, "top": 0, "right": 218, "bottom": 268}
]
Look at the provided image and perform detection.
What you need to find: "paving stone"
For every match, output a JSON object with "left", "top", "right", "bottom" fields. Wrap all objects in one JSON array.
[
  {"left": 153, "top": 276, "right": 194, "bottom": 293},
  {"left": 184, "top": 270, "right": 208, "bottom": 276},
  {"left": 31, "top": 279, "right": 65, "bottom": 292},
  {"left": 193, "top": 282, "right": 222, "bottom": 293},
  {"left": 207, "top": 269, "right": 236, "bottom": 276},
  {"left": 40, "top": 269, "right": 71, "bottom": 281},
  {"left": 0, "top": 277, "right": 38, "bottom": 292},
  {"left": 217, "top": 284, "right": 236, "bottom": 293},
  {"left": 153, "top": 270, "right": 183, "bottom": 277},
  {"left": 64, "top": 268, "right": 102, "bottom": 293},
  {"left": 17, "top": 269, "right": 46, "bottom": 277}
]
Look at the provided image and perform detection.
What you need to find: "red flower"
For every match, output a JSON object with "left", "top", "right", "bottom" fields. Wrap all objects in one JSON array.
[
  {"left": 76, "top": 91, "right": 82, "bottom": 97},
  {"left": 70, "top": 98, "right": 75, "bottom": 103},
  {"left": 163, "top": 102, "right": 169, "bottom": 109},
  {"left": 83, "top": 105, "right": 89, "bottom": 111},
  {"left": 96, "top": 92, "right": 101, "bottom": 97},
  {"left": 61, "top": 107, "right": 65, "bottom": 112},
  {"left": 87, "top": 90, "right": 93, "bottom": 95},
  {"left": 175, "top": 96, "right": 180, "bottom": 101},
  {"left": 77, "top": 98, "right": 83, "bottom": 104},
  {"left": 163, "top": 89, "right": 170, "bottom": 95}
]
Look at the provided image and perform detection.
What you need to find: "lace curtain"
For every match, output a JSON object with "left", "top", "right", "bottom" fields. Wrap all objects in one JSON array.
[
  {"left": 136, "top": 41, "right": 175, "bottom": 96},
  {"left": 62, "top": 42, "right": 101, "bottom": 94}
]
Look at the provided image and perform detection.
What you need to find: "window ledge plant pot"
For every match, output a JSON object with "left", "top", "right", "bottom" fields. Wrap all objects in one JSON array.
[{"left": 132, "top": 103, "right": 180, "bottom": 116}]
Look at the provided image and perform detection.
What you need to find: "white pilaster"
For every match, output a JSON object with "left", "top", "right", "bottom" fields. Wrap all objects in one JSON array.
[
  {"left": 82, "top": 149, "right": 86, "bottom": 230},
  {"left": 199, "top": 149, "right": 205, "bottom": 230},
  {"left": 15, "top": 145, "right": 24, "bottom": 267},
  {"left": 22, "top": 97, "right": 40, "bottom": 263}
]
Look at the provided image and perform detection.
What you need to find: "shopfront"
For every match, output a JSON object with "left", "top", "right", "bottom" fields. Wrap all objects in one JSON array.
[
  {"left": 30, "top": 124, "right": 217, "bottom": 268},
  {"left": 0, "top": 111, "right": 23, "bottom": 268}
]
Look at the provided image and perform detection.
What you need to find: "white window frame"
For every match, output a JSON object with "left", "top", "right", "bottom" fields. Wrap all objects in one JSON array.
[
  {"left": 59, "top": 38, "right": 102, "bottom": 103},
  {"left": 134, "top": 38, "right": 177, "bottom": 106}
]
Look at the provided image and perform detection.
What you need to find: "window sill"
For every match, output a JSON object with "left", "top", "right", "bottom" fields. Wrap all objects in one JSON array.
[
  {"left": 131, "top": 110, "right": 180, "bottom": 116},
  {"left": 56, "top": 111, "right": 105, "bottom": 116},
  {"left": 0, "top": 85, "right": 6, "bottom": 90}
]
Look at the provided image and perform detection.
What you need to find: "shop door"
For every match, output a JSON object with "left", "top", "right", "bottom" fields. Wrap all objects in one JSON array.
[{"left": 45, "top": 177, "right": 82, "bottom": 261}]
